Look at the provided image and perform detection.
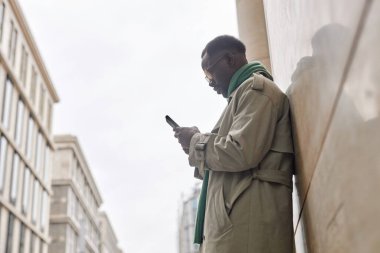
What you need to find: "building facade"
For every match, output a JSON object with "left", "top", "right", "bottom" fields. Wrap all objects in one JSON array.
[
  {"left": 98, "top": 212, "right": 123, "bottom": 253},
  {"left": 49, "top": 135, "right": 103, "bottom": 253},
  {"left": 0, "top": 2, "right": 124, "bottom": 253},
  {"left": 0, "top": 0, "right": 59, "bottom": 252},
  {"left": 235, "top": 0, "right": 380, "bottom": 252},
  {"left": 178, "top": 185, "right": 200, "bottom": 253}
]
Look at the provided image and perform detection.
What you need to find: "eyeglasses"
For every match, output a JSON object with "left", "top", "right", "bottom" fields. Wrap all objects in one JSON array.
[
  {"left": 204, "top": 70, "right": 214, "bottom": 85},
  {"left": 204, "top": 53, "right": 226, "bottom": 85}
]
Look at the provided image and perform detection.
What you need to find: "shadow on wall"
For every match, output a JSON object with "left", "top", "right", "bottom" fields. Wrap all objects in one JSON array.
[
  {"left": 288, "top": 22, "right": 380, "bottom": 252},
  {"left": 287, "top": 23, "right": 356, "bottom": 208}
]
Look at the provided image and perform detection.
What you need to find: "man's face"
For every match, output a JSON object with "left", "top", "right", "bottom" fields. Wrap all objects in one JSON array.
[{"left": 202, "top": 51, "right": 235, "bottom": 98}]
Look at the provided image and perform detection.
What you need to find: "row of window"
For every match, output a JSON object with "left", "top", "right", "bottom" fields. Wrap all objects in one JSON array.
[
  {"left": 0, "top": 3, "right": 53, "bottom": 132},
  {"left": 66, "top": 225, "right": 77, "bottom": 253},
  {"left": 1, "top": 78, "right": 52, "bottom": 185},
  {"left": 66, "top": 224, "right": 98, "bottom": 253},
  {"left": 0, "top": 135, "right": 50, "bottom": 232},
  {"left": 1, "top": 210, "right": 47, "bottom": 253},
  {"left": 67, "top": 187, "right": 100, "bottom": 247},
  {"left": 72, "top": 158, "right": 99, "bottom": 215}
]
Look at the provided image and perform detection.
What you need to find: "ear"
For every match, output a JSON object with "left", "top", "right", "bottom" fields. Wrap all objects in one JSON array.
[{"left": 225, "top": 53, "right": 236, "bottom": 67}]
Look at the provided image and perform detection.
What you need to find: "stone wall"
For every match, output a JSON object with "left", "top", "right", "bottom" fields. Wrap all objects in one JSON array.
[
  {"left": 236, "top": 0, "right": 380, "bottom": 252},
  {"left": 264, "top": 0, "right": 380, "bottom": 252}
]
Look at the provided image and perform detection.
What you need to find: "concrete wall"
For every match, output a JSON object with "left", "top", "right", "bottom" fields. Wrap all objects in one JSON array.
[
  {"left": 235, "top": 0, "right": 271, "bottom": 71},
  {"left": 261, "top": 0, "right": 380, "bottom": 252}
]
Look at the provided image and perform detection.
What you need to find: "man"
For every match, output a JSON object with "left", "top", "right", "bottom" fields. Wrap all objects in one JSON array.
[{"left": 174, "top": 35, "right": 294, "bottom": 253}]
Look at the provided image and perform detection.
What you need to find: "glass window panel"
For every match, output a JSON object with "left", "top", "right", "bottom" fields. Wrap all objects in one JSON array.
[
  {"left": 5, "top": 213, "right": 15, "bottom": 253},
  {"left": 7, "top": 21, "right": 14, "bottom": 58},
  {"left": 39, "top": 239, "right": 44, "bottom": 253},
  {"left": 19, "top": 223, "right": 25, "bottom": 253},
  {"left": 43, "top": 146, "right": 50, "bottom": 183},
  {"left": 37, "top": 184, "right": 43, "bottom": 227},
  {"left": 30, "top": 67, "right": 37, "bottom": 103},
  {"left": 32, "top": 179, "right": 39, "bottom": 223},
  {"left": 1, "top": 78, "right": 14, "bottom": 129},
  {"left": 46, "top": 100, "right": 52, "bottom": 132},
  {"left": 22, "top": 167, "right": 30, "bottom": 214},
  {"left": 12, "top": 30, "right": 18, "bottom": 65},
  {"left": 15, "top": 99, "right": 25, "bottom": 147},
  {"left": 39, "top": 86, "right": 45, "bottom": 119},
  {"left": 34, "top": 132, "right": 42, "bottom": 171},
  {"left": 72, "top": 193, "right": 76, "bottom": 219},
  {"left": 35, "top": 236, "right": 40, "bottom": 253},
  {"left": 19, "top": 45, "right": 29, "bottom": 85},
  {"left": 0, "top": 3, "right": 5, "bottom": 40},
  {"left": 40, "top": 191, "right": 48, "bottom": 232},
  {"left": 0, "top": 135, "right": 8, "bottom": 191},
  {"left": 10, "top": 152, "right": 20, "bottom": 203},
  {"left": 8, "top": 21, "right": 18, "bottom": 65},
  {"left": 39, "top": 139, "right": 46, "bottom": 178},
  {"left": 25, "top": 116, "right": 34, "bottom": 160},
  {"left": 30, "top": 232, "right": 35, "bottom": 253}
]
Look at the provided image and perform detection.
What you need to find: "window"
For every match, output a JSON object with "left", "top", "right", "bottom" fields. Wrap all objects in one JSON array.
[
  {"left": 30, "top": 66, "right": 37, "bottom": 103},
  {"left": 34, "top": 132, "right": 42, "bottom": 171},
  {"left": 38, "top": 86, "right": 45, "bottom": 119},
  {"left": 19, "top": 45, "right": 29, "bottom": 85},
  {"left": 10, "top": 152, "right": 20, "bottom": 204},
  {"left": 22, "top": 166, "right": 31, "bottom": 214},
  {"left": 5, "top": 213, "right": 15, "bottom": 253},
  {"left": 32, "top": 179, "right": 39, "bottom": 224},
  {"left": 25, "top": 116, "right": 35, "bottom": 160},
  {"left": 67, "top": 226, "right": 77, "bottom": 253},
  {"left": 38, "top": 139, "right": 46, "bottom": 178},
  {"left": 34, "top": 237, "right": 40, "bottom": 253},
  {"left": 43, "top": 146, "right": 50, "bottom": 183},
  {"left": 46, "top": 100, "right": 53, "bottom": 132},
  {"left": 39, "top": 239, "right": 44, "bottom": 253},
  {"left": 8, "top": 21, "right": 18, "bottom": 65},
  {"left": 40, "top": 191, "right": 48, "bottom": 231},
  {"left": 0, "top": 135, "right": 8, "bottom": 191},
  {"left": 1, "top": 78, "right": 14, "bottom": 129},
  {"left": 19, "top": 223, "right": 26, "bottom": 253},
  {"left": 30, "top": 232, "right": 35, "bottom": 253},
  {"left": 0, "top": 3, "right": 5, "bottom": 42},
  {"left": 14, "top": 99, "right": 25, "bottom": 147}
]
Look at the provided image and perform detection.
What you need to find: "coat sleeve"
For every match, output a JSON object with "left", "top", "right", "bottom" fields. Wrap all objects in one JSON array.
[{"left": 189, "top": 89, "right": 278, "bottom": 173}]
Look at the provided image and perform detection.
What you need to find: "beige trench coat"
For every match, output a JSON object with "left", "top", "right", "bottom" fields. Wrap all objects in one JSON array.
[{"left": 189, "top": 74, "right": 294, "bottom": 253}]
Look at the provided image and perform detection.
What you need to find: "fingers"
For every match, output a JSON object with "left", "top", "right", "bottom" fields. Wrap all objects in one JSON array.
[
  {"left": 173, "top": 127, "right": 185, "bottom": 139},
  {"left": 172, "top": 127, "right": 197, "bottom": 154},
  {"left": 182, "top": 147, "right": 189, "bottom": 154}
]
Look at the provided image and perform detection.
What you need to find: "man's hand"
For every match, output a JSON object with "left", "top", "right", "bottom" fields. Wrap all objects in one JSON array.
[{"left": 174, "top": 126, "right": 200, "bottom": 154}]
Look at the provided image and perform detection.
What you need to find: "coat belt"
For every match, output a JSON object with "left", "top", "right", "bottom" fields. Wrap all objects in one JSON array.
[{"left": 251, "top": 168, "right": 293, "bottom": 188}]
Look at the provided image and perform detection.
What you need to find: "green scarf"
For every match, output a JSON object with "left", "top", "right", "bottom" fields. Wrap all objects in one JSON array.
[
  {"left": 193, "top": 61, "right": 272, "bottom": 245},
  {"left": 227, "top": 61, "right": 273, "bottom": 97},
  {"left": 193, "top": 169, "right": 209, "bottom": 244}
]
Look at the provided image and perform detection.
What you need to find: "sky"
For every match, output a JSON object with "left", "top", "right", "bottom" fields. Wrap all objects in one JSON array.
[{"left": 18, "top": 0, "right": 238, "bottom": 252}]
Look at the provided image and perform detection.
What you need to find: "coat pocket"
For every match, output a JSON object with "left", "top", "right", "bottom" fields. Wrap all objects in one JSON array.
[
  {"left": 206, "top": 187, "right": 233, "bottom": 241},
  {"left": 225, "top": 175, "right": 252, "bottom": 215}
]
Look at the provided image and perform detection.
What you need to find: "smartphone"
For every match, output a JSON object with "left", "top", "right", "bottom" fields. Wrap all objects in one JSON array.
[{"left": 165, "top": 115, "right": 180, "bottom": 128}]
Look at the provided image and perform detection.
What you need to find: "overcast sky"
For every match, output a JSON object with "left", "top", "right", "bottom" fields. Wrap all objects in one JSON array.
[{"left": 18, "top": 0, "right": 238, "bottom": 252}]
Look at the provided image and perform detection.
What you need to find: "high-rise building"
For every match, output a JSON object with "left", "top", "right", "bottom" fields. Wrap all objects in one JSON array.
[
  {"left": 49, "top": 135, "right": 103, "bottom": 253},
  {"left": 178, "top": 185, "right": 200, "bottom": 253},
  {"left": 0, "top": 0, "right": 59, "bottom": 252},
  {"left": 0, "top": 1, "right": 124, "bottom": 252},
  {"left": 98, "top": 212, "right": 123, "bottom": 253}
]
